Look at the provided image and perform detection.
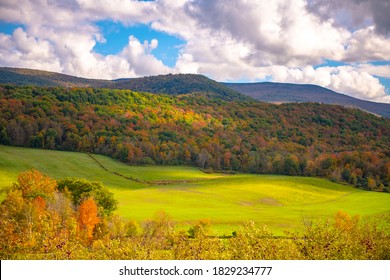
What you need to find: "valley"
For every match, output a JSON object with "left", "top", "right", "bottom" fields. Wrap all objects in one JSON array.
[
  {"left": 1, "top": 145, "right": 389, "bottom": 235},
  {"left": 0, "top": 68, "right": 389, "bottom": 259}
]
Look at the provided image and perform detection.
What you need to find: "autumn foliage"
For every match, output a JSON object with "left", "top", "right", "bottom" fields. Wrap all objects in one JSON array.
[
  {"left": 0, "top": 85, "right": 389, "bottom": 191},
  {"left": 0, "top": 171, "right": 389, "bottom": 260},
  {"left": 77, "top": 198, "right": 100, "bottom": 240},
  {"left": 15, "top": 169, "right": 57, "bottom": 199},
  {"left": 0, "top": 170, "right": 113, "bottom": 258}
]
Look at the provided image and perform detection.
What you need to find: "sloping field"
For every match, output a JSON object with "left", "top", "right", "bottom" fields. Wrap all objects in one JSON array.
[{"left": 1, "top": 145, "right": 389, "bottom": 234}]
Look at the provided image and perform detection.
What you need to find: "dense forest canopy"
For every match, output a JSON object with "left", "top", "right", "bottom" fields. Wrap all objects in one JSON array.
[{"left": 0, "top": 84, "right": 389, "bottom": 191}]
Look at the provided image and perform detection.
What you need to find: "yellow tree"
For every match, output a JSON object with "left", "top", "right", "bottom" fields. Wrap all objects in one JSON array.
[
  {"left": 0, "top": 170, "right": 77, "bottom": 259},
  {"left": 15, "top": 169, "right": 57, "bottom": 199}
]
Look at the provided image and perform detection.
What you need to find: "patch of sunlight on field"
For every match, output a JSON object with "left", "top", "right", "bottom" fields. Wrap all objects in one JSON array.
[
  {"left": 1, "top": 145, "right": 389, "bottom": 235},
  {"left": 112, "top": 174, "right": 389, "bottom": 234},
  {"left": 190, "top": 175, "right": 356, "bottom": 205}
]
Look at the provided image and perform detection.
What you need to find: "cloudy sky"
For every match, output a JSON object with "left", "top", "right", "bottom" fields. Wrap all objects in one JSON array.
[{"left": 0, "top": 0, "right": 389, "bottom": 102}]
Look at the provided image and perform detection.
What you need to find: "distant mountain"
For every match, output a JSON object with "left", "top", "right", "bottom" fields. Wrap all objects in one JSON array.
[
  {"left": 0, "top": 67, "right": 110, "bottom": 88},
  {"left": 1, "top": 67, "right": 389, "bottom": 117},
  {"left": 111, "top": 74, "right": 248, "bottom": 101},
  {"left": 0, "top": 67, "right": 248, "bottom": 101},
  {"left": 224, "top": 82, "right": 390, "bottom": 118}
]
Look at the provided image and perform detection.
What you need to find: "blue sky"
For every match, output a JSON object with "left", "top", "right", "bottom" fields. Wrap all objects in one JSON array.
[
  {"left": 93, "top": 21, "right": 184, "bottom": 68},
  {"left": 0, "top": 0, "right": 389, "bottom": 102},
  {"left": 378, "top": 78, "right": 390, "bottom": 94},
  {"left": 0, "top": 21, "right": 24, "bottom": 35}
]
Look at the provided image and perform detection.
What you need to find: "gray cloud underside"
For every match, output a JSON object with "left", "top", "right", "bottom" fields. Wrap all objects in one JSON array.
[{"left": 307, "top": 0, "right": 390, "bottom": 36}]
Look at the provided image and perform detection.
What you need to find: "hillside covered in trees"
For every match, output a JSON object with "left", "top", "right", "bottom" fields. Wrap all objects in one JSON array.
[
  {"left": 0, "top": 67, "right": 247, "bottom": 101},
  {"left": 2, "top": 67, "right": 390, "bottom": 117},
  {"left": 0, "top": 84, "right": 389, "bottom": 191}
]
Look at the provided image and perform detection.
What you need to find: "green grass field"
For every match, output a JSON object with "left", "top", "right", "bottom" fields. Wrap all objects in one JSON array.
[{"left": 1, "top": 145, "right": 389, "bottom": 235}]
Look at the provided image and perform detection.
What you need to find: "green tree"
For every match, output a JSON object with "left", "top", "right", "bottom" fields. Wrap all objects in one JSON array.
[{"left": 57, "top": 178, "right": 117, "bottom": 216}]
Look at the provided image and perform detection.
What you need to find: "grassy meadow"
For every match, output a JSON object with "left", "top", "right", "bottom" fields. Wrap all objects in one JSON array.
[{"left": 1, "top": 145, "right": 389, "bottom": 235}]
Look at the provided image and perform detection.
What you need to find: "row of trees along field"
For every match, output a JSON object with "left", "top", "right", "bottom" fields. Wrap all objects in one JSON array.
[
  {"left": 1, "top": 170, "right": 389, "bottom": 260},
  {"left": 0, "top": 85, "right": 389, "bottom": 191}
]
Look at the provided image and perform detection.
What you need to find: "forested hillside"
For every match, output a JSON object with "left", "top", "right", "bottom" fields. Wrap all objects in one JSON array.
[
  {"left": 112, "top": 74, "right": 248, "bottom": 101},
  {"left": 2, "top": 67, "right": 390, "bottom": 117},
  {"left": 0, "top": 67, "right": 247, "bottom": 101},
  {"left": 0, "top": 67, "right": 110, "bottom": 88},
  {"left": 0, "top": 84, "right": 389, "bottom": 191}
]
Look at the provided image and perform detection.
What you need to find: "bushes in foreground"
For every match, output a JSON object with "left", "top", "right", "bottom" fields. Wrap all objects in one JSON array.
[{"left": 0, "top": 170, "right": 389, "bottom": 260}]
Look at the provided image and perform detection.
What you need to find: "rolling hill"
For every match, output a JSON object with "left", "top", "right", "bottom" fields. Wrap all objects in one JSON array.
[
  {"left": 111, "top": 73, "right": 248, "bottom": 101},
  {"left": 0, "top": 83, "right": 389, "bottom": 192},
  {"left": 0, "top": 67, "right": 248, "bottom": 101},
  {"left": 0, "top": 67, "right": 111, "bottom": 88},
  {"left": 2, "top": 67, "right": 390, "bottom": 116},
  {"left": 224, "top": 82, "right": 390, "bottom": 118}
]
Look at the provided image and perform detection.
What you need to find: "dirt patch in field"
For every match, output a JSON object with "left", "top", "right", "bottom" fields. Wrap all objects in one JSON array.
[
  {"left": 239, "top": 201, "right": 254, "bottom": 207},
  {"left": 239, "top": 197, "right": 283, "bottom": 207},
  {"left": 158, "top": 185, "right": 205, "bottom": 195},
  {"left": 259, "top": 197, "right": 283, "bottom": 206},
  {"left": 150, "top": 179, "right": 201, "bottom": 185}
]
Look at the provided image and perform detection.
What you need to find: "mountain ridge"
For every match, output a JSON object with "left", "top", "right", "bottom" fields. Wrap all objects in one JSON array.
[
  {"left": 1, "top": 67, "right": 389, "bottom": 117},
  {"left": 0, "top": 67, "right": 248, "bottom": 101},
  {"left": 224, "top": 82, "right": 390, "bottom": 118}
]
